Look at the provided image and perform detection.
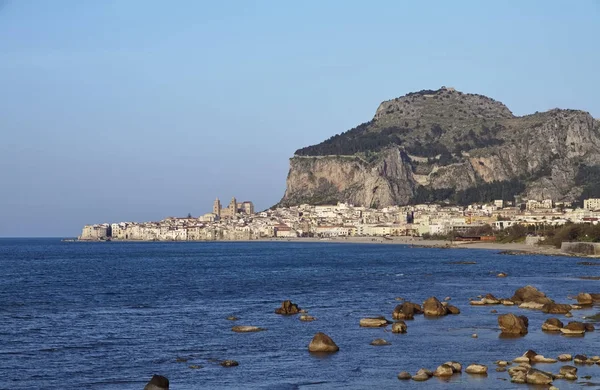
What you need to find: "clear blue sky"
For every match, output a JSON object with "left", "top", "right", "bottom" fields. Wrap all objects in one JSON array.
[{"left": 1, "top": 0, "right": 599, "bottom": 237}]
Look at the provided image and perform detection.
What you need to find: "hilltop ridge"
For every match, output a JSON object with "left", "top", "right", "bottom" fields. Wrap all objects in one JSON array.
[{"left": 281, "top": 87, "right": 600, "bottom": 207}]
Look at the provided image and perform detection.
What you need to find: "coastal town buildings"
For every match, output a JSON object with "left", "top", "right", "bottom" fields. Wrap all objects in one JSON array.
[{"left": 78, "top": 198, "right": 600, "bottom": 242}]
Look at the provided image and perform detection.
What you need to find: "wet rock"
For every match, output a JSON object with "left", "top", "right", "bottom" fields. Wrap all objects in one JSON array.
[
  {"left": 513, "top": 356, "right": 529, "bottom": 364},
  {"left": 542, "top": 318, "right": 564, "bottom": 332},
  {"left": 558, "top": 354, "right": 572, "bottom": 361},
  {"left": 275, "top": 300, "right": 301, "bottom": 315},
  {"left": 220, "top": 360, "right": 239, "bottom": 367},
  {"left": 501, "top": 299, "right": 515, "bottom": 306},
  {"left": 526, "top": 368, "right": 553, "bottom": 385},
  {"left": 511, "top": 285, "right": 553, "bottom": 305},
  {"left": 498, "top": 313, "right": 528, "bottom": 335},
  {"left": 370, "top": 338, "right": 390, "bottom": 346},
  {"left": 470, "top": 299, "right": 486, "bottom": 306},
  {"left": 510, "top": 371, "right": 526, "bottom": 384},
  {"left": 585, "top": 323, "right": 595, "bottom": 332},
  {"left": 308, "top": 332, "right": 339, "bottom": 353},
  {"left": 523, "top": 350, "right": 538, "bottom": 360},
  {"left": 175, "top": 357, "right": 189, "bottom": 363},
  {"left": 231, "top": 325, "right": 266, "bottom": 333},
  {"left": 226, "top": 316, "right": 239, "bottom": 321},
  {"left": 423, "top": 296, "right": 448, "bottom": 316},
  {"left": 433, "top": 364, "right": 454, "bottom": 377},
  {"left": 497, "top": 272, "right": 508, "bottom": 277},
  {"left": 391, "top": 321, "right": 407, "bottom": 334},
  {"left": 444, "top": 361, "right": 462, "bottom": 373},
  {"left": 561, "top": 321, "right": 586, "bottom": 335},
  {"left": 496, "top": 367, "right": 506, "bottom": 372},
  {"left": 465, "top": 364, "right": 487, "bottom": 375},
  {"left": 542, "top": 303, "right": 572, "bottom": 314},
  {"left": 411, "top": 372, "right": 430, "bottom": 381},
  {"left": 496, "top": 360, "right": 510, "bottom": 366},
  {"left": 397, "top": 371, "right": 411, "bottom": 380},
  {"left": 508, "top": 366, "right": 528, "bottom": 376},
  {"left": 299, "top": 315, "right": 316, "bottom": 322},
  {"left": 188, "top": 365, "right": 202, "bottom": 369},
  {"left": 144, "top": 375, "right": 169, "bottom": 390},
  {"left": 565, "top": 312, "right": 573, "bottom": 318},
  {"left": 392, "top": 303, "right": 419, "bottom": 320},
  {"left": 577, "top": 292, "right": 593, "bottom": 305},
  {"left": 359, "top": 316, "right": 391, "bottom": 327},
  {"left": 491, "top": 309, "right": 498, "bottom": 313}
]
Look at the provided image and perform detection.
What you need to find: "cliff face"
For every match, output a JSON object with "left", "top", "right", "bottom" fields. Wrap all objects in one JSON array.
[{"left": 280, "top": 87, "right": 600, "bottom": 207}]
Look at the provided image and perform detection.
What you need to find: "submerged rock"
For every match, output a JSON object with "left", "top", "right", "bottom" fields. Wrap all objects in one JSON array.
[
  {"left": 370, "top": 338, "right": 390, "bottom": 346},
  {"left": 144, "top": 375, "right": 169, "bottom": 390},
  {"left": 220, "top": 360, "right": 239, "bottom": 367},
  {"left": 308, "top": 332, "right": 339, "bottom": 353},
  {"left": 231, "top": 325, "right": 266, "bottom": 333},
  {"left": 359, "top": 316, "right": 391, "bottom": 327}
]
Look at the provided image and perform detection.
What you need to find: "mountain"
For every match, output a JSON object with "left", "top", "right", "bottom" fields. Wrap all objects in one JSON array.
[{"left": 278, "top": 87, "right": 600, "bottom": 208}]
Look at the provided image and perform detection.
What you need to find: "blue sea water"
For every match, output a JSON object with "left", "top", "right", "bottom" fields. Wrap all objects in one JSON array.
[{"left": 1, "top": 238, "right": 599, "bottom": 389}]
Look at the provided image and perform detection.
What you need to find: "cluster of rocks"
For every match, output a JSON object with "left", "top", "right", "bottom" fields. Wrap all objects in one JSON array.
[
  {"left": 397, "top": 361, "right": 465, "bottom": 381},
  {"left": 542, "top": 318, "right": 595, "bottom": 335},
  {"left": 392, "top": 296, "right": 459, "bottom": 320},
  {"left": 275, "top": 300, "right": 301, "bottom": 315}
]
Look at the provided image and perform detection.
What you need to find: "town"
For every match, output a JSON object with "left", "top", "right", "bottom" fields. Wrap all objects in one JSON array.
[{"left": 78, "top": 196, "right": 600, "bottom": 242}]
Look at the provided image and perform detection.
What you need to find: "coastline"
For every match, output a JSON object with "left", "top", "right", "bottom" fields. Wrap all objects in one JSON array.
[{"left": 74, "top": 236, "right": 600, "bottom": 258}]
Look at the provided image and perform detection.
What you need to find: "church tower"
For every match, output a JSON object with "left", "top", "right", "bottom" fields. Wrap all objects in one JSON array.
[
  {"left": 229, "top": 197, "right": 237, "bottom": 216},
  {"left": 213, "top": 198, "right": 221, "bottom": 217}
]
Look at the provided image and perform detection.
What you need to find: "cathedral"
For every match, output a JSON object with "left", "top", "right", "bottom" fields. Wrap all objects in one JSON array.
[{"left": 213, "top": 197, "right": 254, "bottom": 219}]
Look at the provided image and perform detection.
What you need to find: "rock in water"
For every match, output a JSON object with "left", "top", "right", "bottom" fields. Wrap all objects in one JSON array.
[
  {"left": 370, "top": 338, "right": 390, "bottom": 346},
  {"left": 560, "top": 321, "right": 586, "bottom": 335},
  {"left": 465, "top": 364, "right": 487, "bottom": 375},
  {"left": 391, "top": 321, "right": 407, "bottom": 333},
  {"left": 542, "top": 318, "right": 564, "bottom": 332},
  {"left": 498, "top": 313, "right": 528, "bottom": 335},
  {"left": 542, "top": 303, "right": 572, "bottom": 314},
  {"left": 308, "top": 332, "right": 339, "bottom": 353},
  {"left": 423, "top": 296, "right": 447, "bottom": 316},
  {"left": 275, "top": 300, "right": 301, "bottom": 315},
  {"left": 231, "top": 325, "right": 266, "bottom": 333},
  {"left": 511, "top": 285, "right": 552, "bottom": 305},
  {"left": 144, "top": 375, "right": 169, "bottom": 390},
  {"left": 433, "top": 364, "right": 454, "bottom": 377},
  {"left": 397, "top": 371, "right": 412, "bottom": 380},
  {"left": 220, "top": 360, "right": 239, "bottom": 367},
  {"left": 577, "top": 292, "right": 593, "bottom": 305},
  {"left": 359, "top": 316, "right": 390, "bottom": 327},
  {"left": 526, "top": 369, "right": 553, "bottom": 385}
]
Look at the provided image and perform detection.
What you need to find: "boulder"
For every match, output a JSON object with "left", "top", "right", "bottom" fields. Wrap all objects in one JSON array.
[
  {"left": 523, "top": 350, "right": 538, "bottom": 360},
  {"left": 391, "top": 321, "right": 407, "bottom": 334},
  {"left": 496, "top": 361, "right": 510, "bottom": 367},
  {"left": 542, "top": 303, "right": 572, "bottom": 314},
  {"left": 565, "top": 312, "right": 573, "bottom": 317},
  {"left": 433, "top": 364, "right": 454, "bottom": 377},
  {"left": 526, "top": 369, "right": 553, "bottom": 385},
  {"left": 508, "top": 366, "right": 528, "bottom": 376},
  {"left": 511, "top": 285, "right": 553, "bottom": 305},
  {"left": 513, "top": 356, "right": 529, "bottom": 364},
  {"left": 465, "top": 364, "right": 487, "bottom": 375},
  {"left": 397, "top": 371, "right": 411, "bottom": 380},
  {"left": 275, "top": 300, "right": 300, "bottom": 315},
  {"left": 532, "top": 354, "right": 557, "bottom": 363},
  {"left": 501, "top": 299, "right": 515, "bottom": 306},
  {"left": 577, "top": 292, "right": 593, "bottom": 305},
  {"left": 542, "top": 318, "right": 564, "bottom": 332},
  {"left": 557, "top": 354, "right": 572, "bottom": 361},
  {"left": 446, "top": 305, "right": 460, "bottom": 314},
  {"left": 560, "top": 321, "right": 586, "bottom": 335},
  {"left": 231, "top": 325, "right": 266, "bottom": 333},
  {"left": 498, "top": 313, "right": 528, "bottom": 335},
  {"left": 144, "top": 375, "right": 169, "bottom": 390},
  {"left": 392, "top": 304, "right": 417, "bottom": 320},
  {"left": 220, "top": 360, "right": 239, "bottom": 367},
  {"left": 444, "top": 361, "right": 462, "bottom": 373},
  {"left": 483, "top": 294, "right": 501, "bottom": 304},
  {"left": 559, "top": 365, "right": 577, "bottom": 376},
  {"left": 370, "top": 338, "right": 390, "bottom": 346},
  {"left": 423, "top": 296, "right": 448, "bottom": 316},
  {"left": 510, "top": 371, "right": 526, "bottom": 384},
  {"left": 411, "top": 372, "right": 430, "bottom": 381},
  {"left": 574, "top": 354, "right": 588, "bottom": 364},
  {"left": 359, "top": 316, "right": 390, "bottom": 327},
  {"left": 497, "top": 272, "right": 508, "bottom": 277},
  {"left": 308, "top": 332, "right": 339, "bottom": 353},
  {"left": 470, "top": 299, "right": 486, "bottom": 306}
]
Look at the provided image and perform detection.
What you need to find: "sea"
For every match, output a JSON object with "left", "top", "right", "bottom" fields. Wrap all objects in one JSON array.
[{"left": 1, "top": 238, "right": 599, "bottom": 389}]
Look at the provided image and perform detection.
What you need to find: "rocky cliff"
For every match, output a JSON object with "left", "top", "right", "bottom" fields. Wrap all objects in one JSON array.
[{"left": 279, "top": 87, "right": 600, "bottom": 207}]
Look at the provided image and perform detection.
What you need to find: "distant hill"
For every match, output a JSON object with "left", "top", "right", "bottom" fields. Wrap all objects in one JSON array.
[{"left": 279, "top": 87, "right": 600, "bottom": 207}]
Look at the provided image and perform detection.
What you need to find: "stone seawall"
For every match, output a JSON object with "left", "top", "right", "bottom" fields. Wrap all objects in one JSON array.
[{"left": 561, "top": 242, "right": 600, "bottom": 256}]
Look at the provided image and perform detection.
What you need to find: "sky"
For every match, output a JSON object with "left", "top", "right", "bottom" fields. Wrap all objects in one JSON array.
[{"left": 1, "top": 0, "right": 599, "bottom": 237}]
